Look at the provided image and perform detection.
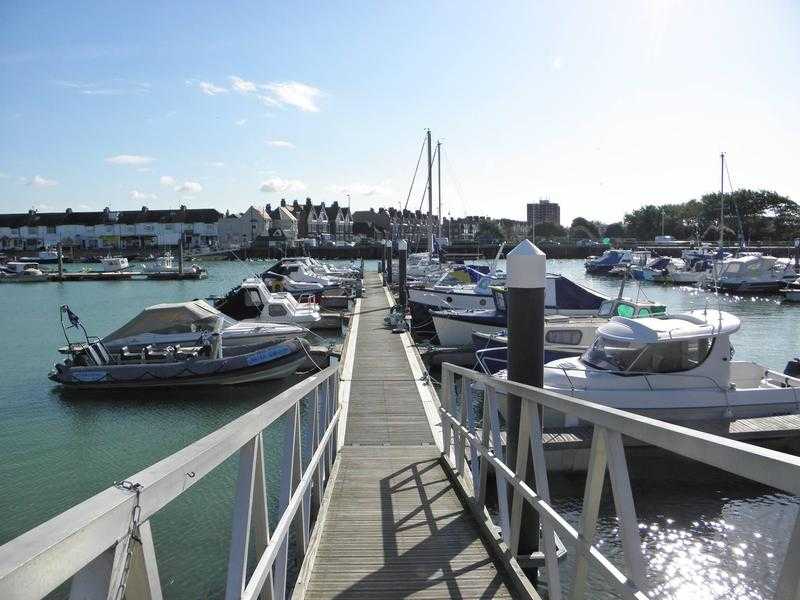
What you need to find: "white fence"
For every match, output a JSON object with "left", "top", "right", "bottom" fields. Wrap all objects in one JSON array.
[
  {"left": 0, "top": 364, "right": 339, "bottom": 600},
  {"left": 439, "top": 362, "right": 800, "bottom": 600}
]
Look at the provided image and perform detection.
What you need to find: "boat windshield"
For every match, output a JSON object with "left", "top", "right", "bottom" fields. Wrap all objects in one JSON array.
[{"left": 581, "top": 336, "right": 714, "bottom": 373}]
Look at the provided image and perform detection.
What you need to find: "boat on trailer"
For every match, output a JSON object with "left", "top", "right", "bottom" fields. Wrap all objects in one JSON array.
[{"left": 50, "top": 305, "right": 309, "bottom": 389}]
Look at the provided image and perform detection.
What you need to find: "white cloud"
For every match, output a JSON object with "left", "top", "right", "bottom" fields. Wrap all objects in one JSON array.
[
  {"left": 235, "top": 118, "right": 248, "bottom": 126},
  {"left": 550, "top": 56, "right": 564, "bottom": 71},
  {"left": 129, "top": 190, "right": 157, "bottom": 201},
  {"left": 25, "top": 175, "right": 58, "bottom": 188},
  {"left": 329, "top": 182, "right": 393, "bottom": 197},
  {"left": 55, "top": 79, "right": 151, "bottom": 96},
  {"left": 261, "top": 81, "right": 322, "bottom": 112},
  {"left": 198, "top": 81, "right": 227, "bottom": 96},
  {"left": 259, "top": 177, "right": 306, "bottom": 193},
  {"left": 159, "top": 175, "right": 176, "bottom": 187},
  {"left": 105, "top": 154, "right": 155, "bottom": 166},
  {"left": 267, "top": 140, "right": 295, "bottom": 149},
  {"left": 175, "top": 181, "right": 203, "bottom": 193},
  {"left": 208, "top": 161, "right": 225, "bottom": 168},
  {"left": 229, "top": 76, "right": 257, "bottom": 94}
]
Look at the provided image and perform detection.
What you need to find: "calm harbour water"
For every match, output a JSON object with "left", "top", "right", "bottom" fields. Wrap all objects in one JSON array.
[{"left": 0, "top": 258, "right": 798, "bottom": 599}]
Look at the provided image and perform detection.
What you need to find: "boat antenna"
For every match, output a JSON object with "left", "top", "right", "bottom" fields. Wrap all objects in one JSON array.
[
  {"left": 719, "top": 152, "right": 725, "bottom": 251},
  {"left": 427, "top": 128, "right": 434, "bottom": 255}
]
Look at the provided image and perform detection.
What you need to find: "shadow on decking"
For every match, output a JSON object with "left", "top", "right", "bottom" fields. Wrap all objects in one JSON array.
[{"left": 325, "top": 456, "right": 513, "bottom": 599}]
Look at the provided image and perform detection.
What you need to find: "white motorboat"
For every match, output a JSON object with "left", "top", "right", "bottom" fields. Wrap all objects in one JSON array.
[
  {"left": 705, "top": 254, "right": 796, "bottom": 293},
  {"left": 19, "top": 249, "right": 61, "bottom": 264},
  {"left": 541, "top": 309, "right": 800, "bottom": 426},
  {"left": 268, "top": 260, "right": 341, "bottom": 288},
  {"left": 630, "top": 256, "right": 686, "bottom": 283},
  {"left": 0, "top": 261, "right": 49, "bottom": 283},
  {"left": 213, "top": 278, "right": 323, "bottom": 328},
  {"left": 96, "top": 256, "right": 129, "bottom": 272},
  {"left": 99, "top": 300, "right": 305, "bottom": 353},
  {"left": 410, "top": 273, "right": 610, "bottom": 329},
  {"left": 142, "top": 251, "right": 179, "bottom": 274},
  {"left": 261, "top": 271, "right": 325, "bottom": 297},
  {"left": 432, "top": 285, "right": 665, "bottom": 348}
]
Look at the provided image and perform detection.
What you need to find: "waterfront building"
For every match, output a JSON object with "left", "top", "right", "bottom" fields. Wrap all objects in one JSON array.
[
  {"left": 217, "top": 206, "right": 271, "bottom": 248},
  {"left": 527, "top": 198, "right": 561, "bottom": 228},
  {"left": 0, "top": 206, "right": 220, "bottom": 251}
]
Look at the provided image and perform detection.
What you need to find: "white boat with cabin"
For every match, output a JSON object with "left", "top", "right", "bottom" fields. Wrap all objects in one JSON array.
[
  {"left": 541, "top": 309, "right": 800, "bottom": 426},
  {"left": 213, "top": 278, "right": 323, "bottom": 328},
  {"left": 0, "top": 261, "right": 49, "bottom": 283}
]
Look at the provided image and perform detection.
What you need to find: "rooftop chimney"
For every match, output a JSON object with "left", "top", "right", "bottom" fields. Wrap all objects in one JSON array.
[{"left": 280, "top": 199, "right": 286, "bottom": 207}]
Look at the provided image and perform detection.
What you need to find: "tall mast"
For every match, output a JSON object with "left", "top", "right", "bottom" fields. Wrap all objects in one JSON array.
[
  {"left": 427, "top": 129, "right": 433, "bottom": 253},
  {"left": 437, "top": 140, "right": 442, "bottom": 239},
  {"left": 719, "top": 152, "right": 725, "bottom": 249}
]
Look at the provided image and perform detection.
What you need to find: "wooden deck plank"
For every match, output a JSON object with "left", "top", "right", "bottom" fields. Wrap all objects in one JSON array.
[{"left": 304, "top": 274, "right": 516, "bottom": 599}]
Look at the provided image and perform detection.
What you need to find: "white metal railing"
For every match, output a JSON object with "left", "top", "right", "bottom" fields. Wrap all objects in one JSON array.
[
  {"left": 0, "top": 363, "right": 339, "bottom": 600},
  {"left": 439, "top": 362, "right": 800, "bottom": 600}
]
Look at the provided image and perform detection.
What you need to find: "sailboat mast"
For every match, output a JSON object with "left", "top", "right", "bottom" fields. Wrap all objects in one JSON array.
[
  {"left": 437, "top": 140, "right": 442, "bottom": 239},
  {"left": 427, "top": 129, "right": 433, "bottom": 253},
  {"left": 719, "top": 152, "right": 725, "bottom": 249}
]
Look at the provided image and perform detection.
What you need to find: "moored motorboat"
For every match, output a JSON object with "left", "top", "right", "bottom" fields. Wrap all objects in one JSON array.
[
  {"left": 704, "top": 254, "right": 796, "bottom": 293},
  {"left": 781, "top": 278, "right": 800, "bottom": 302},
  {"left": 0, "top": 261, "right": 49, "bottom": 283},
  {"left": 98, "top": 300, "right": 306, "bottom": 353},
  {"left": 50, "top": 305, "right": 309, "bottom": 389},
  {"left": 214, "top": 278, "right": 324, "bottom": 328},
  {"left": 584, "top": 249, "right": 633, "bottom": 274},
  {"left": 541, "top": 309, "right": 800, "bottom": 425},
  {"left": 431, "top": 284, "right": 665, "bottom": 347}
]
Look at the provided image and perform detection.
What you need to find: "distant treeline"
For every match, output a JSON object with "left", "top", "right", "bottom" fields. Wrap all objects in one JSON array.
[{"left": 533, "top": 189, "right": 800, "bottom": 242}]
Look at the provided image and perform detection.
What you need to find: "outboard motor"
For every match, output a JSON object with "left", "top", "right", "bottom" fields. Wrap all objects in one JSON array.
[{"left": 784, "top": 358, "right": 800, "bottom": 378}]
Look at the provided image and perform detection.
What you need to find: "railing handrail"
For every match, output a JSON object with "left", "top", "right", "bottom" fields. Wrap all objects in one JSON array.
[
  {"left": 439, "top": 362, "right": 800, "bottom": 600},
  {"left": 0, "top": 364, "right": 338, "bottom": 600},
  {"left": 443, "top": 362, "right": 800, "bottom": 496}
]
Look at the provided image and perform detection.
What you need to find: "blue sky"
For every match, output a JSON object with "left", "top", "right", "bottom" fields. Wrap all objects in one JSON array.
[{"left": 1, "top": 1, "right": 798, "bottom": 225}]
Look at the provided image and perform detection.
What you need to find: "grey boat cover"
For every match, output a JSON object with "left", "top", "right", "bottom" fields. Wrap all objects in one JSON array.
[{"left": 104, "top": 300, "right": 235, "bottom": 343}]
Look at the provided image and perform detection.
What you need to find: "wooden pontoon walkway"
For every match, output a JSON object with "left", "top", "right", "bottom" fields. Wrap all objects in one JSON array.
[{"left": 303, "top": 273, "right": 516, "bottom": 599}]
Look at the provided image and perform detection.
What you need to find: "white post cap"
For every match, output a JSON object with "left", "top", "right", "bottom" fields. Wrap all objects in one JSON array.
[
  {"left": 398, "top": 239, "right": 408, "bottom": 250},
  {"left": 507, "top": 239, "right": 546, "bottom": 289}
]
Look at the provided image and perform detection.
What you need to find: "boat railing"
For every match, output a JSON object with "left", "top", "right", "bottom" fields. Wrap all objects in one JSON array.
[
  {"left": 439, "top": 362, "right": 800, "bottom": 600},
  {"left": 0, "top": 362, "right": 340, "bottom": 600},
  {"left": 541, "top": 364, "right": 730, "bottom": 393}
]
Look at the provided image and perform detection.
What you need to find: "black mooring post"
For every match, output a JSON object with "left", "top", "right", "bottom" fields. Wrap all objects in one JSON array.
[
  {"left": 794, "top": 238, "right": 799, "bottom": 273},
  {"left": 506, "top": 239, "right": 546, "bottom": 583},
  {"left": 399, "top": 239, "right": 408, "bottom": 308},
  {"left": 386, "top": 240, "right": 393, "bottom": 285}
]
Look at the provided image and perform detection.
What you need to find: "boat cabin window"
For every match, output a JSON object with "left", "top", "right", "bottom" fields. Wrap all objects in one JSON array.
[
  {"left": 243, "top": 289, "right": 263, "bottom": 308},
  {"left": 545, "top": 330, "right": 582, "bottom": 345},
  {"left": 723, "top": 262, "right": 743, "bottom": 275},
  {"left": 582, "top": 336, "right": 714, "bottom": 373},
  {"left": 268, "top": 305, "right": 287, "bottom": 317}
]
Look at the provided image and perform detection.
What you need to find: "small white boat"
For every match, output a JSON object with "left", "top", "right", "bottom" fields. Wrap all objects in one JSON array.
[
  {"left": 96, "top": 256, "right": 129, "bottom": 272},
  {"left": 214, "top": 278, "right": 323, "bottom": 328},
  {"left": 542, "top": 309, "right": 800, "bottom": 426},
  {"left": 705, "top": 254, "right": 796, "bottom": 293},
  {"left": 0, "top": 261, "right": 49, "bottom": 283},
  {"left": 142, "top": 251, "right": 178, "bottom": 274},
  {"left": 19, "top": 249, "right": 61, "bottom": 264}
]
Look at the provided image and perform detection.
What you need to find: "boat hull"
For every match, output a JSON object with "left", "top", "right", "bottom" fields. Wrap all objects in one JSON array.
[{"left": 50, "top": 340, "right": 308, "bottom": 389}]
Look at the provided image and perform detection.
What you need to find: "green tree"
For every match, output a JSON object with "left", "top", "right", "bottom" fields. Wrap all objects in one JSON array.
[
  {"left": 476, "top": 220, "right": 504, "bottom": 242},
  {"left": 570, "top": 217, "right": 599, "bottom": 237},
  {"left": 534, "top": 222, "right": 566, "bottom": 238},
  {"left": 623, "top": 190, "right": 800, "bottom": 243},
  {"left": 604, "top": 222, "right": 626, "bottom": 238}
]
